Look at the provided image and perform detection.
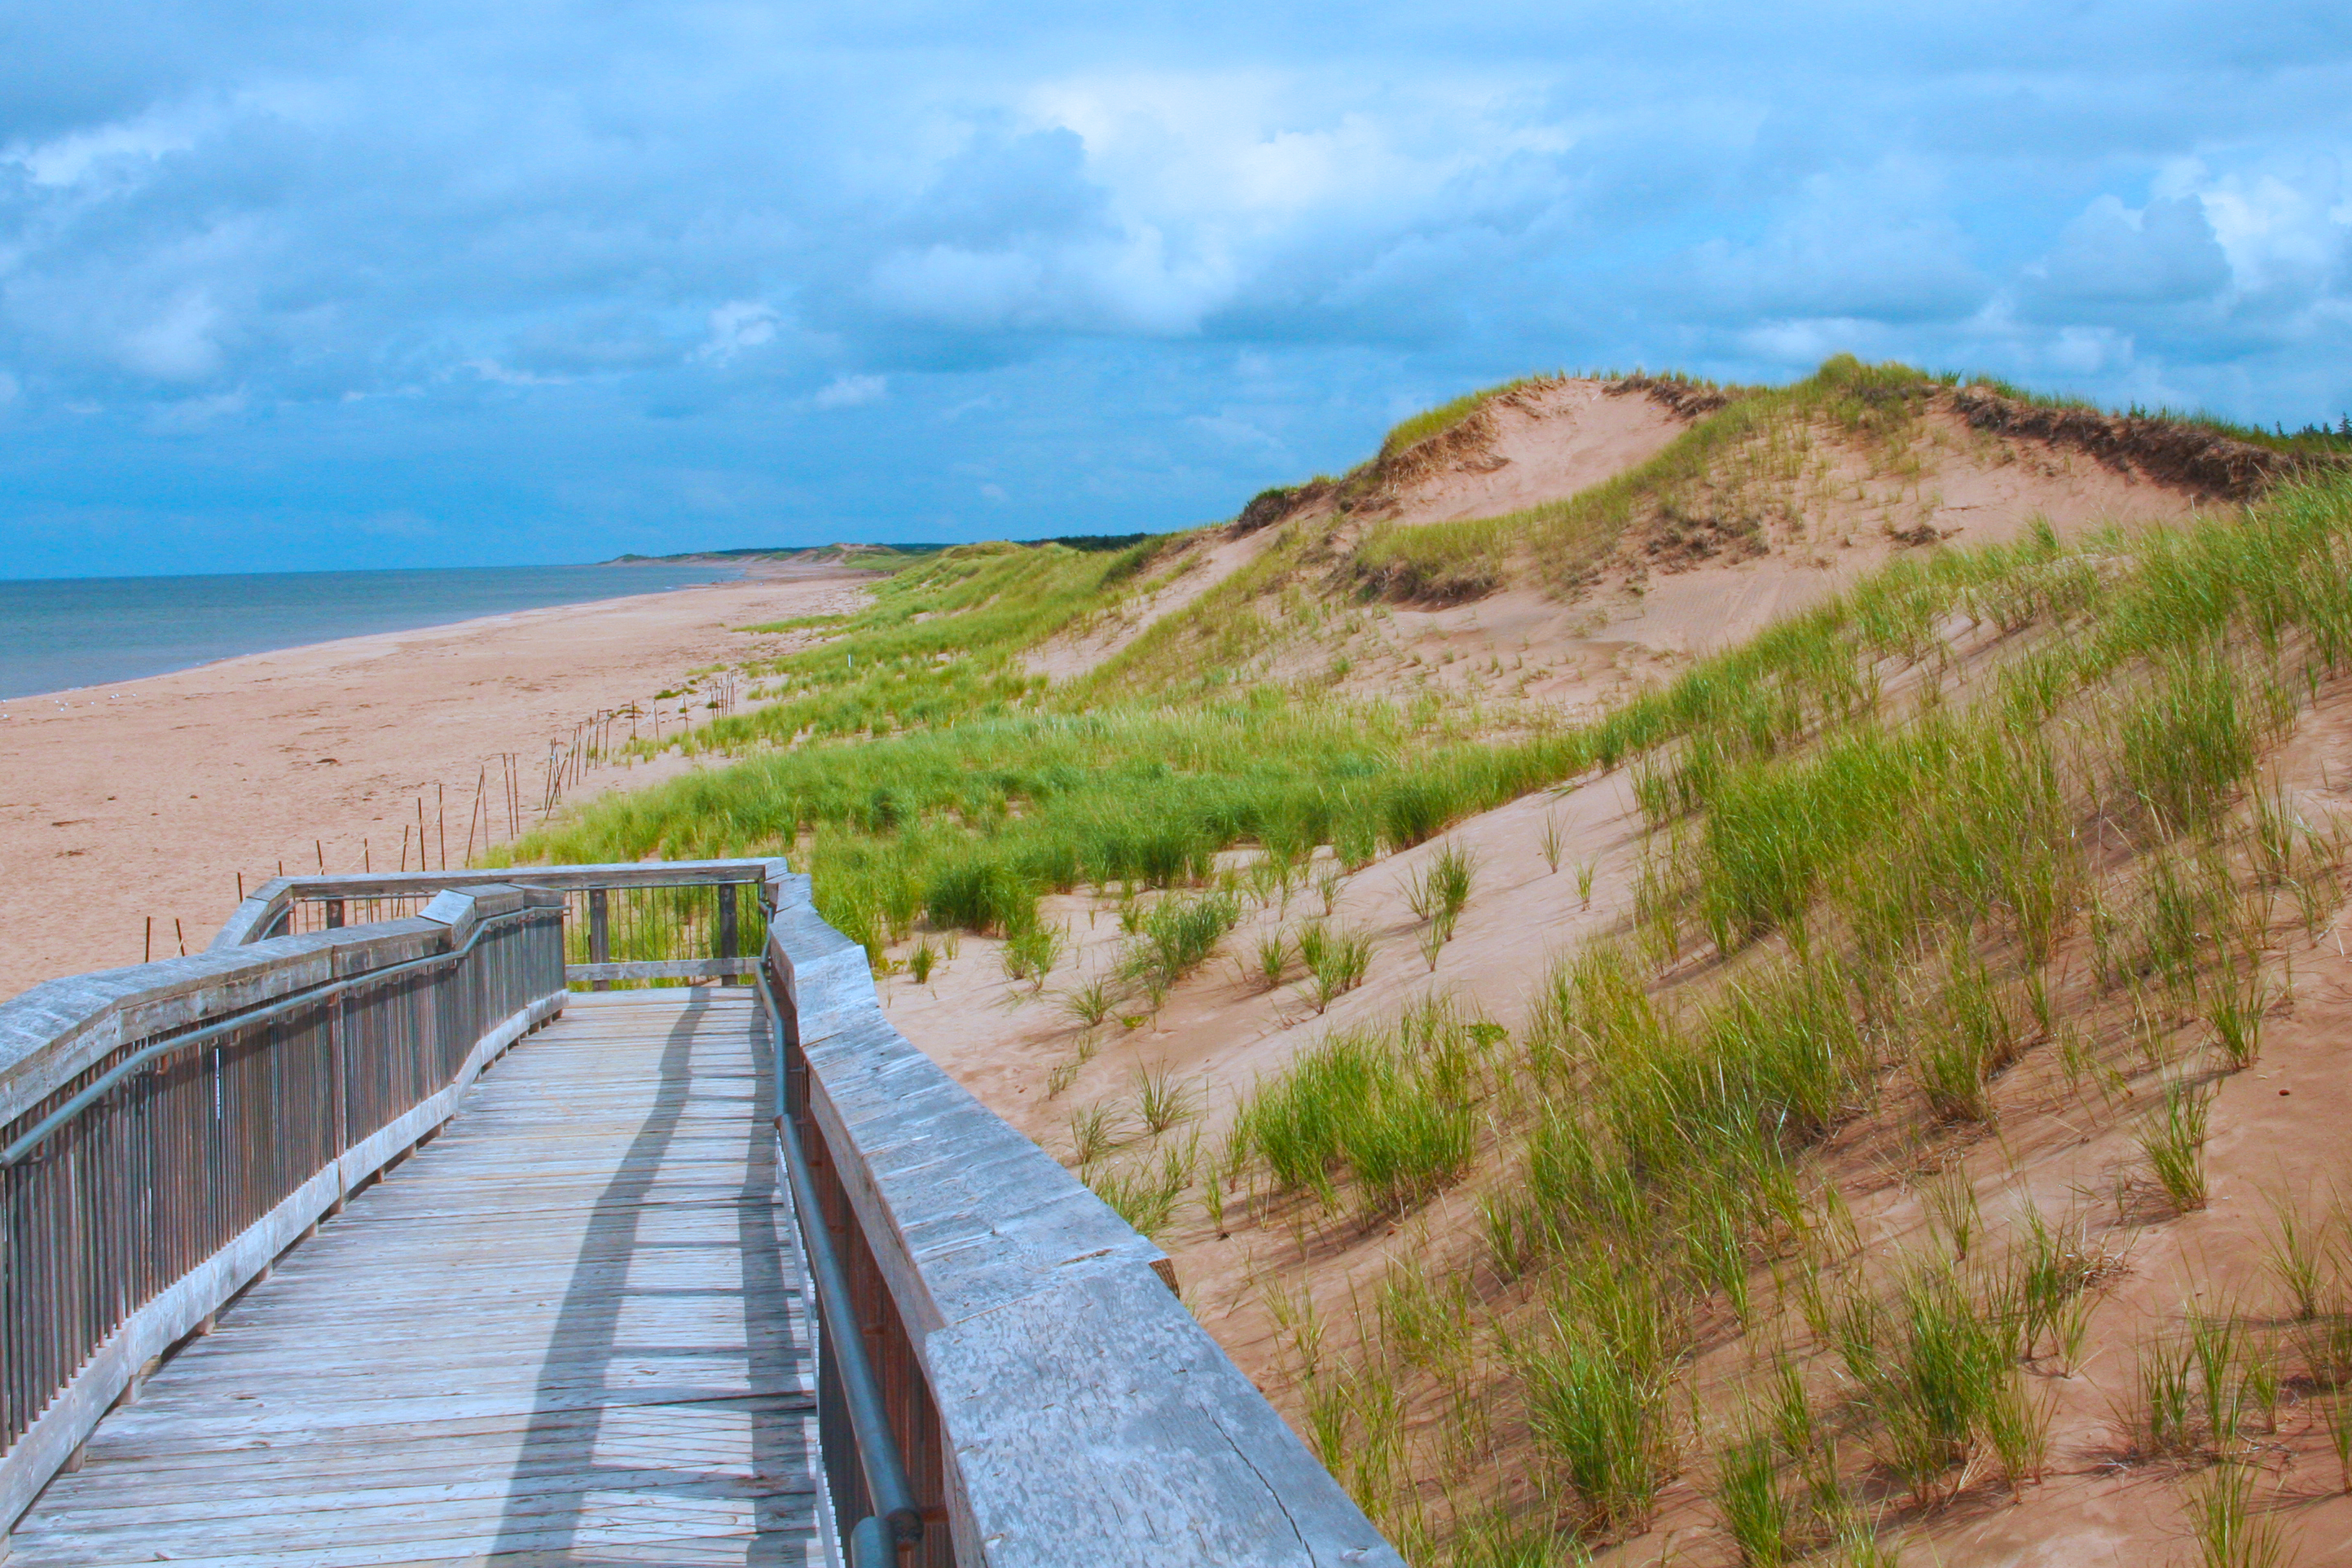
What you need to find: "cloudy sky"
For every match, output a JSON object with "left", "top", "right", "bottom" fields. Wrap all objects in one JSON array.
[{"left": 4, "top": 2, "right": 2349, "bottom": 575}]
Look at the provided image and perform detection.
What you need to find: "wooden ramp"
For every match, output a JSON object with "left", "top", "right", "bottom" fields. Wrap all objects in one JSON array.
[{"left": 8, "top": 990, "right": 824, "bottom": 1568}]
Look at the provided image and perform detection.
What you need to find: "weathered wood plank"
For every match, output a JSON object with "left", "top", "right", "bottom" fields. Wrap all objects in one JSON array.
[
  {"left": 565, "top": 960, "right": 760, "bottom": 982},
  {"left": 4, "top": 992, "right": 817, "bottom": 1568}
]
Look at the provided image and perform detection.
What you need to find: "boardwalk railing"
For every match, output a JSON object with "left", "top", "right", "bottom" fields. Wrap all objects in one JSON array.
[
  {"left": 0, "top": 882, "right": 566, "bottom": 1534},
  {"left": 10, "top": 856, "right": 1402, "bottom": 1566},
  {"left": 754, "top": 866, "right": 1402, "bottom": 1568},
  {"left": 215, "top": 860, "right": 770, "bottom": 988}
]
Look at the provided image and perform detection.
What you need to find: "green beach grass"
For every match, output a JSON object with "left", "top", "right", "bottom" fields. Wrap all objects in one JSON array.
[{"left": 488, "top": 358, "right": 2352, "bottom": 1559}]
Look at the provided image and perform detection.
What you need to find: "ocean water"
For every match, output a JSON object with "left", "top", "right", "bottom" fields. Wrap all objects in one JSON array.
[{"left": 0, "top": 564, "right": 742, "bottom": 700}]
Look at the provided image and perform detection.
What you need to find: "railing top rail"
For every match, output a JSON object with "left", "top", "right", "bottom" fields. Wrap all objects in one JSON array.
[
  {"left": 212, "top": 859, "right": 789, "bottom": 948},
  {"left": 2, "top": 884, "right": 563, "bottom": 1129}
]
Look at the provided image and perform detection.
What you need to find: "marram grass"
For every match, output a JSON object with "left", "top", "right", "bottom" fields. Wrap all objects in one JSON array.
[{"left": 490, "top": 395, "right": 2352, "bottom": 1562}]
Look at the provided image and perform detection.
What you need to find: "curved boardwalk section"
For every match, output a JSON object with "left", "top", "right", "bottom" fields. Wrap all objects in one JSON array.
[{"left": 7, "top": 990, "right": 820, "bottom": 1568}]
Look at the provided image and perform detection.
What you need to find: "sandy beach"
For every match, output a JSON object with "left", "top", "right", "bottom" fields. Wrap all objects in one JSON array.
[{"left": 0, "top": 565, "right": 871, "bottom": 999}]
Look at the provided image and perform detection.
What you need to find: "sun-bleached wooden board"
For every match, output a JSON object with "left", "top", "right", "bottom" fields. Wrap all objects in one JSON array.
[{"left": 7, "top": 990, "right": 822, "bottom": 1568}]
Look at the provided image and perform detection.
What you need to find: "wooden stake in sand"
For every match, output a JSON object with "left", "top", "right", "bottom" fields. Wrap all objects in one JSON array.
[
  {"left": 144, "top": 916, "right": 153, "bottom": 964},
  {"left": 398, "top": 825, "right": 410, "bottom": 872},
  {"left": 417, "top": 797, "right": 429, "bottom": 867},
  {"left": 315, "top": 841, "right": 326, "bottom": 873},
  {"left": 174, "top": 919, "right": 186, "bottom": 959},
  {"left": 438, "top": 783, "right": 446, "bottom": 871},
  {"left": 364, "top": 838, "right": 371, "bottom": 873},
  {"left": 466, "top": 766, "right": 486, "bottom": 863}
]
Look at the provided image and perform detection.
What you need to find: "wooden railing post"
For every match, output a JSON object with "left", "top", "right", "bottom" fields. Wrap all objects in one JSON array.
[
  {"left": 587, "top": 888, "right": 610, "bottom": 993},
  {"left": 328, "top": 983, "right": 348, "bottom": 1214},
  {"left": 718, "top": 884, "right": 739, "bottom": 983}
]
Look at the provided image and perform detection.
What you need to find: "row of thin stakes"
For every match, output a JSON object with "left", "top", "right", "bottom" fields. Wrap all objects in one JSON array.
[
  {"left": 161, "top": 690, "right": 742, "bottom": 947},
  {"left": 131, "top": 706, "right": 570, "bottom": 960}
]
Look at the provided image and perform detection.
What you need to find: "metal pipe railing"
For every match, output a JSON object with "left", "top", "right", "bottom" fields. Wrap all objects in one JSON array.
[{"left": 754, "top": 959, "right": 923, "bottom": 1567}]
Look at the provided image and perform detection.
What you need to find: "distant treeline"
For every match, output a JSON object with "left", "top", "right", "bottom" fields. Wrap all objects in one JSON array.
[{"left": 615, "top": 531, "right": 1156, "bottom": 564}]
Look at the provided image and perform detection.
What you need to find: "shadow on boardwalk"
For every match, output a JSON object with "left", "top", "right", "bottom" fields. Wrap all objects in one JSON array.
[{"left": 7, "top": 990, "right": 820, "bottom": 1568}]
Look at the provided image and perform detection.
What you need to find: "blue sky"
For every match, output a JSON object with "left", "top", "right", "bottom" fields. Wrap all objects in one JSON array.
[{"left": 3, "top": 2, "right": 2350, "bottom": 576}]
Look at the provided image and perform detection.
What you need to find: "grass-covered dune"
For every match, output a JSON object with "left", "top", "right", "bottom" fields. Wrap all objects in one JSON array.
[
  {"left": 1005, "top": 465, "right": 2352, "bottom": 1566},
  {"left": 1342, "top": 356, "right": 2344, "bottom": 605},
  {"left": 495, "top": 358, "right": 2352, "bottom": 1565},
  {"left": 1213, "top": 467, "right": 2352, "bottom": 1559}
]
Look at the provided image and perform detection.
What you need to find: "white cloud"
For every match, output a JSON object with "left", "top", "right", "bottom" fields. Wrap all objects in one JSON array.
[
  {"left": 1678, "top": 164, "right": 1989, "bottom": 327},
  {"left": 5, "top": 2, "right": 2352, "bottom": 573},
  {"left": 2045, "top": 327, "right": 2134, "bottom": 377},
  {"left": 2022, "top": 194, "right": 2231, "bottom": 307},
  {"left": 464, "top": 358, "right": 569, "bottom": 386},
  {"left": 1187, "top": 412, "right": 1287, "bottom": 452},
  {"left": 1735, "top": 318, "right": 1895, "bottom": 365},
  {"left": 147, "top": 388, "right": 249, "bottom": 431},
  {"left": 813, "top": 373, "right": 886, "bottom": 408},
  {"left": 4, "top": 107, "right": 204, "bottom": 188},
  {"left": 117, "top": 292, "right": 224, "bottom": 380},
  {"left": 965, "top": 68, "right": 1587, "bottom": 339},
  {"left": 868, "top": 247, "right": 1048, "bottom": 330},
  {"left": 2176, "top": 160, "right": 2351, "bottom": 297},
  {"left": 700, "top": 301, "right": 780, "bottom": 362},
  {"left": 1024, "top": 68, "right": 1565, "bottom": 230},
  {"left": 866, "top": 228, "right": 1231, "bottom": 337}
]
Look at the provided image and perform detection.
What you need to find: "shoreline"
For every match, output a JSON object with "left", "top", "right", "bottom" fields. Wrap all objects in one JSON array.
[
  {"left": 0, "top": 567, "right": 871, "bottom": 998},
  {"left": 0, "top": 563, "right": 853, "bottom": 707},
  {"left": 0, "top": 561, "right": 831, "bottom": 705}
]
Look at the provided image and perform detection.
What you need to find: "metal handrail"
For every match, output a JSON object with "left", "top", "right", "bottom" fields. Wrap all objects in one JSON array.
[
  {"left": 0, "top": 903, "right": 543, "bottom": 1168},
  {"left": 754, "top": 960, "right": 924, "bottom": 1567}
]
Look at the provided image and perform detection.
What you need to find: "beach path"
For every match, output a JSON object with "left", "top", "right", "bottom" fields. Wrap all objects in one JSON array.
[{"left": 4, "top": 988, "right": 824, "bottom": 1567}]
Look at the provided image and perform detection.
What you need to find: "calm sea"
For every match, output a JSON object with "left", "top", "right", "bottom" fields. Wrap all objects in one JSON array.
[{"left": 0, "top": 564, "right": 742, "bottom": 701}]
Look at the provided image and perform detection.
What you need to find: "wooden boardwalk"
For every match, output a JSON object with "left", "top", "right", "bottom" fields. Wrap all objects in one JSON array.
[{"left": 8, "top": 990, "right": 824, "bottom": 1568}]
